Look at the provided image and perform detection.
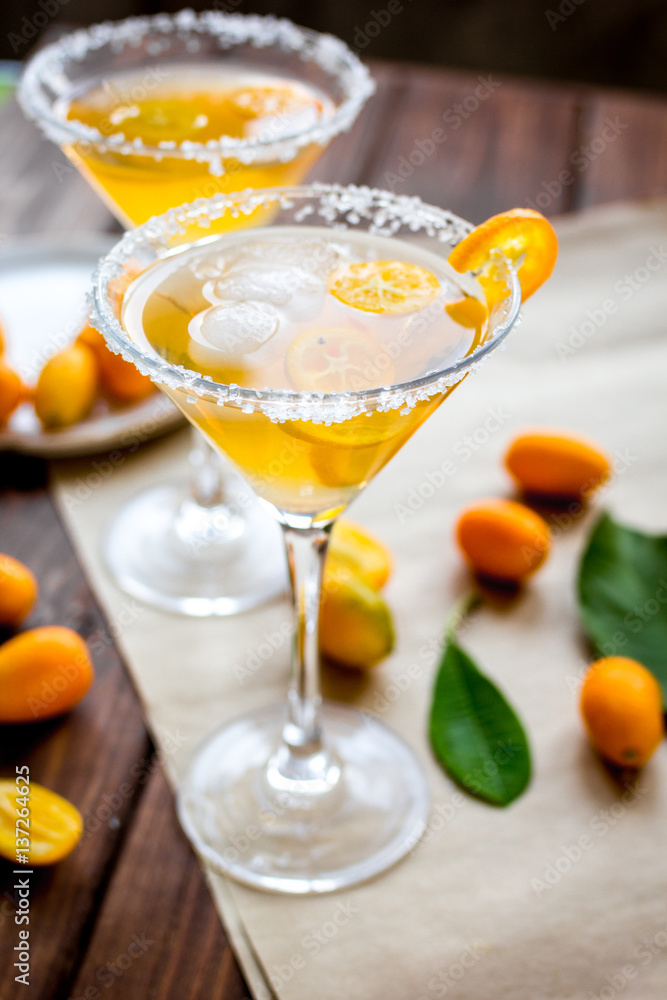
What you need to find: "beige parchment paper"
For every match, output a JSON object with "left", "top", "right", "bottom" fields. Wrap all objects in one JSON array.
[{"left": 52, "top": 199, "right": 667, "bottom": 1000}]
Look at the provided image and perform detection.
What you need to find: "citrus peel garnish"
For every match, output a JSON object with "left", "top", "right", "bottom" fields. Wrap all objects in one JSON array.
[
  {"left": 448, "top": 208, "right": 558, "bottom": 302},
  {"left": 445, "top": 296, "right": 488, "bottom": 330},
  {"left": 328, "top": 260, "right": 441, "bottom": 315},
  {"left": 445, "top": 296, "right": 489, "bottom": 351}
]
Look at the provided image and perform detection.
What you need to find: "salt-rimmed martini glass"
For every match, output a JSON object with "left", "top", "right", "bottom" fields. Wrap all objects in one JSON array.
[
  {"left": 19, "top": 9, "right": 374, "bottom": 616},
  {"left": 91, "top": 184, "right": 521, "bottom": 893}
]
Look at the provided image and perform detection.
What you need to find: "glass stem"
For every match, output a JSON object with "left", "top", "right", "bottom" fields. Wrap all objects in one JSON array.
[
  {"left": 189, "top": 430, "right": 226, "bottom": 508},
  {"left": 265, "top": 522, "right": 342, "bottom": 803},
  {"left": 266, "top": 523, "right": 341, "bottom": 815},
  {"left": 173, "top": 431, "right": 246, "bottom": 553},
  {"left": 281, "top": 523, "right": 331, "bottom": 757}
]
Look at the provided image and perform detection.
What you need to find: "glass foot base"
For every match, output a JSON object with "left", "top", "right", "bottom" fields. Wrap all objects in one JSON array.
[
  {"left": 177, "top": 703, "right": 430, "bottom": 894},
  {"left": 103, "top": 482, "right": 287, "bottom": 616}
]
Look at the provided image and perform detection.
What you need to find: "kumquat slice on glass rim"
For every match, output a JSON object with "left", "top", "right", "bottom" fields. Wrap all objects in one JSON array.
[
  {"left": 328, "top": 261, "right": 441, "bottom": 315},
  {"left": 448, "top": 208, "right": 558, "bottom": 303}
]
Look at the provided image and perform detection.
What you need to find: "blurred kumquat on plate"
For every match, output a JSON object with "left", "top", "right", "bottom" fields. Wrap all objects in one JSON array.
[{"left": 0, "top": 553, "right": 38, "bottom": 627}]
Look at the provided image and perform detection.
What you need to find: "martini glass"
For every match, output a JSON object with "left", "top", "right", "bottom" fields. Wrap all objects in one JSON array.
[
  {"left": 19, "top": 10, "right": 374, "bottom": 616},
  {"left": 91, "top": 184, "right": 521, "bottom": 893}
]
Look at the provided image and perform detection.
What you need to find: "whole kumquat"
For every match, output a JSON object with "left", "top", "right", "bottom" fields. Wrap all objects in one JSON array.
[
  {"left": 505, "top": 430, "right": 611, "bottom": 500},
  {"left": 75, "top": 322, "right": 108, "bottom": 358},
  {"left": 77, "top": 320, "right": 154, "bottom": 403},
  {"left": 0, "top": 360, "right": 25, "bottom": 425},
  {"left": 320, "top": 574, "right": 394, "bottom": 670},
  {"left": 456, "top": 499, "right": 551, "bottom": 583},
  {"left": 0, "top": 625, "right": 93, "bottom": 723},
  {"left": 581, "top": 657, "right": 664, "bottom": 768},
  {"left": 97, "top": 348, "right": 155, "bottom": 403},
  {"left": 327, "top": 519, "right": 393, "bottom": 591},
  {"left": 34, "top": 343, "right": 98, "bottom": 429}
]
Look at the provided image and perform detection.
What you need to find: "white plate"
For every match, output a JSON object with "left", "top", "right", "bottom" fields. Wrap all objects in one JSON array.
[{"left": 0, "top": 232, "right": 183, "bottom": 458}]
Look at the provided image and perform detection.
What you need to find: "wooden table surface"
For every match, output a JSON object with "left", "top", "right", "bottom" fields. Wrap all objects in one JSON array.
[{"left": 1, "top": 56, "right": 666, "bottom": 1000}]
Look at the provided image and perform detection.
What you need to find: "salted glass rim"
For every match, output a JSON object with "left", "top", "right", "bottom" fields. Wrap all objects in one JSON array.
[
  {"left": 90, "top": 183, "right": 522, "bottom": 423},
  {"left": 18, "top": 9, "right": 376, "bottom": 162}
]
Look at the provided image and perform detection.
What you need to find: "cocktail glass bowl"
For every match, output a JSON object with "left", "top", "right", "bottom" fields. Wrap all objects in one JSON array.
[
  {"left": 91, "top": 183, "right": 521, "bottom": 893},
  {"left": 19, "top": 11, "right": 374, "bottom": 615}
]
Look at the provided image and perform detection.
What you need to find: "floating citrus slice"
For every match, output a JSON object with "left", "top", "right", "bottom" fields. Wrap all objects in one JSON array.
[
  {"left": 448, "top": 208, "right": 558, "bottom": 302},
  {"left": 283, "top": 408, "right": 406, "bottom": 468},
  {"left": 309, "top": 440, "right": 383, "bottom": 489},
  {"left": 283, "top": 328, "right": 406, "bottom": 464},
  {"left": 328, "top": 261, "right": 441, "bottom": 315},
  {"left": 286, "top": 326, "right": 394, "bottom": 393}
]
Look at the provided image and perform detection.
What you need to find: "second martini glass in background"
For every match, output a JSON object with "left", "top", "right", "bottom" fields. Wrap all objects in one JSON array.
[
  {"left": 91, "top": 184, "right": 522, "bottom": 893},
  {"left": 18, "top": 9, "right": 374, "bottom": 614}
]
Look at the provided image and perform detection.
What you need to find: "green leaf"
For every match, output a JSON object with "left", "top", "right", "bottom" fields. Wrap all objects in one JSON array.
[
  {"left": 429, "top": 638, "right": 531, "bottom": 806},
  {"left": 578, "top": 511, "right": 667, "bottom": 701}
]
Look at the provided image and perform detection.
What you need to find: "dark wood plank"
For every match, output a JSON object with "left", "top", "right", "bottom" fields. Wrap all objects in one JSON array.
[
  {"left": 0, "top": 65, "right": 249, "bottom": 1000},
  {"left": 575, "top": 89, "right": 667, "bottom": 208},
  {"left": 0, "top": 65, "right": 147, "bottom": 1000},
  {"left": 68, "top": 766, "right": 251, "bottom": 1000},
  {"left": 309, "top": 62, "right": 403, "bottom": 186},
  {"left": 362, "top": 64, "right": 582, "bottom": 221},
  {"left": 0, "top": 97, "right": 113, "bottom": 235},
  {"left": 0, "top": 68, "right": 242, "bottom": 1000},
  {"left": 0, "top": 455, "right": 152, "bottom": 1000}
]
